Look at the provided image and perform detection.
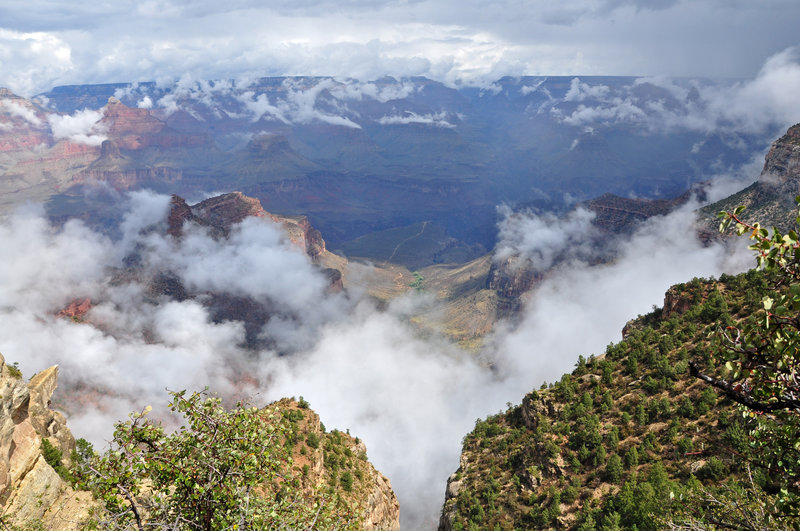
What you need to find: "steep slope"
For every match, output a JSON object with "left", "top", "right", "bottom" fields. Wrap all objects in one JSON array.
[
  {"left": 273, "top": 398, "right": 400, "bottom": 530},
  {"left": 0, "top": 355, "right": 399, "bottom": 529},
  {"left": 0, "top": 353, "right": 96, "bottom": 529},
  {"left": 696, "top": 123, "right": 800, "bottom": 238},
  {"left": 78, "top": 191, "right": 344, "bottom": 349},
  {"left": 439, "top": 271, "right": 776, "bottom": 529}
]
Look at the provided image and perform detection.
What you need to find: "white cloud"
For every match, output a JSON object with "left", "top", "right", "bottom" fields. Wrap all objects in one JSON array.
[
  {"left": 558, "top": 97, "right": 648, "bottom": 127},
  {"left": 328, "top": 78, "right": 418, "bottom": 103},
  {"left": 0, "top": 29, "right": 73, "bottom": 96},
  {"left": 0, "top": 164, "right": 763, "bottom": 528},
  {"left": 489, "top": 199, "right": 752, "bottom": 386},
  {"left": 377, "top": 111, "right": 456, "bottom": 128},
  {"left": 1, "top": 0, "right": 797, "bottom": 96},
  {"left": 552, "top": 47, "right": 800, "bottom": 136},
  {"left": 160, "top": 218, "right": 334, "bottom": 315},
  {"left": 563, "top": 77, "right": 611, "bottom": 101},
  {"left": 703, "top": 46, "right": 800, "bottom": 134},
  {"left": 0, "top": 203, "right": 111, "bottom": 313},
  {"left": 261, "top": 302, "right": 494, "bottom": 529},
  {"left": 46, "top": 108, "right": 107, "bottom": 146},
  {"left": 520, "top": 78, "right": 547, "bottom": 96},
  {"left": 494, "top": 205, "right": 599, "bottom": 269},
  {"left": 278, "top": 78, "right": 362, "bottom": 128},
  {"left": 0, "top": 99, "right": 42, "bottom": 126},
  {"left": 237, "top": 91, "right": 290, "bottom": 124}
]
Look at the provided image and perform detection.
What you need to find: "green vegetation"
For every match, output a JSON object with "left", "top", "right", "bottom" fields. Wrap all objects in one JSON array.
[
  {"left": 443, "top": 268, "right": 792, "bottom": 527},
  {"left": 410, "top": 271, "right": 425, "bottom": 292},
  {"left": 442, "top": 199, "right": 800, "bottom": 529},
  {"left": 40, "top": 438, "right": 70, "bottom": 482},
  {"left": 687, "top": 202, "right": 800, "bottom": 519},
  {"left": 7, "top": 361, "right": 22, "bottom": 379},
  {"left": 80, "top": 391, "right": 359, "bottom": 530}
]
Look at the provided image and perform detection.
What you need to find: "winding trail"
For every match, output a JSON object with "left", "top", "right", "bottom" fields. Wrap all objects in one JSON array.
[{"left": 386, "top": 221, "right": 429, "bottom": 263}]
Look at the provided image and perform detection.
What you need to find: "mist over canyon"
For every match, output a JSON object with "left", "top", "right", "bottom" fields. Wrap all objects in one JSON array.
[
  {"left": 1, "top": 45, "right": 800, "bottom": 528},
  {"left": 0, "top": 182, "right": 754, "bottom": 527}
]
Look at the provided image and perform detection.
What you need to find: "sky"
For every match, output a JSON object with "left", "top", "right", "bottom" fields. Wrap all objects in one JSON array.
[{"left": 0, "top": 0, "right": 799, "bottom": 96}]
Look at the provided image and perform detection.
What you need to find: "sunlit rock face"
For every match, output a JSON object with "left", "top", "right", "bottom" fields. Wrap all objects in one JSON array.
[{"left": 0, "top": 354, "right": 95, "bottom": 529}]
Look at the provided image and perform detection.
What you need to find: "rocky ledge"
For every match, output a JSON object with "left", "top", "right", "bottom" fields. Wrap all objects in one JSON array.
[
  {"left": 762, "top": 123, "right": 800, "bottom": 184},
  {"left": 168, "top": 191, "right": 327, "bottom": 259},
  {"left": 695, "top": 122, "right": 800, "bottom": 238},
  {"left": 0, "top": 353, "right": 95, "bottom": 529}
]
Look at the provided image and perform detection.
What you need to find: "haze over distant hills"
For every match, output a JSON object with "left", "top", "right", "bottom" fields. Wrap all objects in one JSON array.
[{"left": 0, "top": 74, "right": 789, "bottom": 267}]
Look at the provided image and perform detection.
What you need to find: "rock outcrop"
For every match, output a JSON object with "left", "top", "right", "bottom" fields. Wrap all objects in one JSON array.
[
  {"left": 0, "top": 90, "right": 50, "bottom": 152},
  {"left": 0, "top": 356, "right": 399, "bottom": 530},
  {"left": 0, "top": 353, "right": 95, "bottom": 529},
  {"left": 169, "top": 191, "right": 328, "bottom": 260},
  {"left": 486, "top": 256, "right": 541, "bottom": 299},
  {"left": 485, "top": 255, "right": 542, "bottom": 319},
  {"left": 662, "top": 284, "right": 693, "bottom": 319},
  {"left": 275, "top": 399, "right": 400, "bottom": 530},
  {"left": 696, "top": 123, "right": 800, "bottom": 237},
  {"left": 762, "top": 123, "right": 800, "bottom": 183},
  {"left": 583, "top": 192, "right": 691, "bottom": 235},
  {"left": 100, "top": 97, "right": 211, "bottom": 150},
  {"left": 145, "top": 192, "right": 343, "bottom": 348},
  {"left": 57, "top": 297, "right": 93, "bottom": 321}
]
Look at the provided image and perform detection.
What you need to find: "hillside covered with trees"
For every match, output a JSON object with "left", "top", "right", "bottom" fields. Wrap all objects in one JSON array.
[{"left": 440, "top": 205, "right": 800, "bottom": 530}]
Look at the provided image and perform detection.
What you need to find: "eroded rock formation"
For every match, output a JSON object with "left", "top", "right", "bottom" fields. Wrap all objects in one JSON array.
[
  {"left": 0, "top": 353, "right": 95, "bottom": 529},
  {"left": 762, "top": 123, "right": 800, "bottom": 183}
]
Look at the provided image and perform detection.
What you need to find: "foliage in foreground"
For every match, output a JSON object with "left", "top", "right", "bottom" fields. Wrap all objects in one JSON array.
[
  {"left": 685, "top": 201, "right": 800, "bottom": 520},
  {"left": 76, "top": 391, "right": 358, "bottom": 530},
  {"left": 442, "top": 200, "right": 800, "bottom": 530}
]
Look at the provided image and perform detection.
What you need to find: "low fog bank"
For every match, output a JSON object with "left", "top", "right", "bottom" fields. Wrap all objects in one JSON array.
[{"left": 0, "top": 169, "right": 756, "bottom": 528}]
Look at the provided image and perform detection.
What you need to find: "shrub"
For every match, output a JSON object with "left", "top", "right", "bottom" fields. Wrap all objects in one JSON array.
[{"left": 86, "top": 390, "right": 356, "bottom": 530}]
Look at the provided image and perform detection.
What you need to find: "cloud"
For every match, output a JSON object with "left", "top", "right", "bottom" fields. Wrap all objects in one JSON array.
[
  {"left": 377, "top": 110, "right": 456, "bottom": 128},
  {"left": 551, "top": 48, "right": 800, "bottom": 137},
  {"left": 260, "top": 301, "right": 494, "bottom": 528},
  {"left": 328, "top": 78, "right": 418, "bottom": 103},
  {"left": 237, "top": 91, "right": 290, "bottom": 124},
  {"left": 563, "top": 77, "right": 611, "bottom": 101},
  {"left": 0, "top": 164, "right": 762, "bottom": 530},
  {"left": 493, "top": 205, "right": 599, "bottom": 269},
  {"left": 2, "top": 0, "right": 799, "bottom": 96},
  {"left": 0, "top": 203, "right": 111, "bottom": 313},
  {"left": 520, "top": 78, "right": 548, "bottom": 96},
  {"left": 559, "top": 97, "right": 647, "bottom": 127},
  {"left": 46, "top": 108, "right": 107, "bottom": 146},
  {"left": 489, "top": 198, "right": 752, "bottom": 386},
  {"left": 703, "top": 46, "right": 800, "bottom": 134},
  {"left": 278, "top": 78, "right": 362, "bottom": 128},
  {"left": 0, "top": 99, "right": 42, "bottom": 126},
  {"left": 154, "top": 77, "right": 365, "bottom": 128},
  {"left": 136, "top": 95, "right": 153, "bottom": 109},
  {"left": 0, "top": 29, "right": 73, "bottom": 96}
]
